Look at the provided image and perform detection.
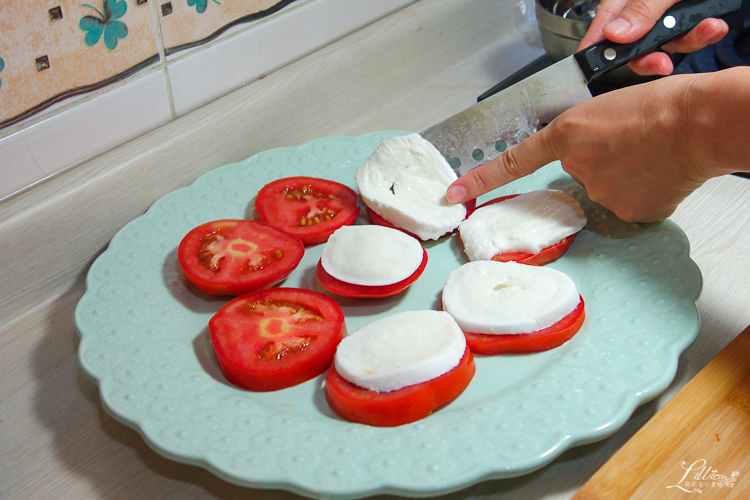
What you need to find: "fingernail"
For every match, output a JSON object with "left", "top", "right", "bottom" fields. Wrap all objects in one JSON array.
[
  {"left": 603, "top": 17, "right": 632, "bottom": 37},
  {"left": 446, "top": 185, "right": 467, "bottom": 204}
]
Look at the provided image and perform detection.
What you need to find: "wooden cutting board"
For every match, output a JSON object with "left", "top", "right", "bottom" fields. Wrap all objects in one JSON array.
[{"left": 572, "top": 325, "right": 750, "bottom": 499}]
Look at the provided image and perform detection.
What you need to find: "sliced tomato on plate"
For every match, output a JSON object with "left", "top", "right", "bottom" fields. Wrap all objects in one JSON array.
[
  {"left": 325, "top": 346, "right": 475, "bottom": 427},
  {"left": 473, "top": 194, "right": 579, "bottom": 266},
  {"left": 365, "top": 198, "right": 477, "bottom": 240},
  {"left": 490, "top": 235, "right": 577, "bottom": 266},
  {"left": 315, "top": 247, "right": 428, "bottom": 298},
  {"left": 255, "top": 176, "right": 359, "bottom": 246},
  {"left": 463, "top": 297, "right": 585, "bottom": 355},
  {"left": 178, "top": 219, "right": 304, "bottom": 296},
  {"left": 209, "top": 287, "right": 346, "bottom": 392}
]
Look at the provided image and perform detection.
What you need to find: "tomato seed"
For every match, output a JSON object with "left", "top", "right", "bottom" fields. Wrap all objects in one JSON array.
[
  {"left": 258, "top": 336, "right": 316, "bottom": 360},
  {"left": 240, "top": 250, "right": 284, "bottom": 274},
  {"left": 242, "top": 300, "right": 324, "bottom": 322},
  {"left": 282, "top": 184, "right": 339, "bottom": 204},
  {"left": 298, "top": 208, "right": 338, "bottom": 227}
]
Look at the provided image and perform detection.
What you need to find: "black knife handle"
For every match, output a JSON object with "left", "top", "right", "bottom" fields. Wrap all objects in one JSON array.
[{"left": 574, "top": 0, "right": 743, "bottom": 81}]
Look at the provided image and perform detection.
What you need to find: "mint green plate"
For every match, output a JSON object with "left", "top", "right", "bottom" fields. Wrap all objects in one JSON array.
[{"left": 75, "top": 131, "right": 701, "bottom": 499}]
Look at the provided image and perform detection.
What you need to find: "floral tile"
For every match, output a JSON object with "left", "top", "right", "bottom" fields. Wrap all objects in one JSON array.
[
  {"left": 158, "top": 0, "right": 297, "bottom": 54},
  {"left": 0, "top": 0, "right": 159, "bottom": 128}
]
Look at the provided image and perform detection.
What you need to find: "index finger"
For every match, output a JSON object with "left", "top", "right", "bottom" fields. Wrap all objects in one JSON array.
[{"left": 446, "top": 125, "right": 558, "bottom": 203}]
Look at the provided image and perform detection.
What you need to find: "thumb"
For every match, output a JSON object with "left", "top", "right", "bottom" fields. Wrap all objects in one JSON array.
[
  {"left": 446, "top": 126, "right": 558, "bottom": 203},
  {"left": 578, "top": 0, "right": 630, "bottom": 50},
  {"left": 602, "top": 0, "right": 681, "bottom": 42}
]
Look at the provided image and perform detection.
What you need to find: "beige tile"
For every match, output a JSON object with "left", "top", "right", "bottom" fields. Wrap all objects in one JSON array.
[
  {"left": 159, "top": 0, "right": 293, "bottom": 53},
  {"left": 0, "top": 0, "right": 159, "bottom": 128}
]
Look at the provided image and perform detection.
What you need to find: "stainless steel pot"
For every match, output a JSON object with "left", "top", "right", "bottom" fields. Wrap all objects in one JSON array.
[{"left": 536, "top": 0, "right": 596, "bottom": 60}]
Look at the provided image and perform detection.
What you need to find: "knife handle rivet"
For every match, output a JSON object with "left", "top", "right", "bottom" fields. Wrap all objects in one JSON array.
[
  {"left": 663, "top": 15, "right": 676, "bottom": 29},
  {"left": 603, "top": 48, "right": 617, "bottom": 61},
  {"left": 472, "top": 149, "right": 484, "bottom": 161},
  {"left": 449, "top": 157, "right": 461, "bottom": 170},
  {"left": 495, "top": 140, "right": 507, "bottom": 153}
]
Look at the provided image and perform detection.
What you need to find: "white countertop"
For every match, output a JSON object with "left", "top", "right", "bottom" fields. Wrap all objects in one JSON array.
[{"left": 1, "top": 0, "right": 749, "bottom": 498}]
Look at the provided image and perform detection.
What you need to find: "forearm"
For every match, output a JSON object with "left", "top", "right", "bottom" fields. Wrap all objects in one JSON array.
[{"left": 684, "top": 66, "right": 750, "bottom": 178}]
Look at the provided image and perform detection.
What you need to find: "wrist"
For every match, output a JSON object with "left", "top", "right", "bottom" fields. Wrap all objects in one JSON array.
[
  {"left": 682, "top": 67, "right": 750, "bottom": 178},
  {"left": 638, "top": 74, "right": 705, "bottom": 181}
]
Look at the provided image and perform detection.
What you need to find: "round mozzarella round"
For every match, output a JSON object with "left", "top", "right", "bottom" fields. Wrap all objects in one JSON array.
[
  {"left": 442, "top": 260, "right": 580, "bottom": 335},
  {"left": 459, "top": 189, "right": 586, "bottom": 261},
  {"left": 355, "top": 133, "right": 466, "bottom": 240},
  {"left": 334, "top": 310, "right": 466, "bottom": 393},
  {"left": 320, "top": 225, "right": 424, "bottom": 286}
]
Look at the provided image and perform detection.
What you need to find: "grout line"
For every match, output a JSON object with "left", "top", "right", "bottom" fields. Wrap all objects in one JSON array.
[
  {"left": 163, "top": 66, "right": 177, "bottom": 120},
  {"left": 150, "top": 0, "right": 177, "bottom": 119}
]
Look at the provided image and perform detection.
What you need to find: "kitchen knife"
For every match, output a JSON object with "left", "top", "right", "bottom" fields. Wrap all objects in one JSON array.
[{"left": 421, "top": 0, "right": 744, "bottom": 177}]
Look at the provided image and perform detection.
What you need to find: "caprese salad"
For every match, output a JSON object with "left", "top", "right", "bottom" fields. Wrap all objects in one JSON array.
[
  {"left": 459, "top": 189, "right": 587, "bottom": 266},
  {"left": 325, "top": 310, "right": 475, "bottom": 427},
  {"left": 316, "top": 225, "right": 427, "bottom": 298},
  {"left": 173, "top": 134, "right": 591, "bottom": 426},
  {"left": 442, "top": 260, "right": 585, "bottom": 354}
]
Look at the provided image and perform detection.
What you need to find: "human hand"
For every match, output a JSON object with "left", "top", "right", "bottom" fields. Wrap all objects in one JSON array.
[
  {"left": 578, "top": 0, "right": 729, "bottom": 76},
  {"left": 446, "top": 74, "right": 710, "bottom": 223}
]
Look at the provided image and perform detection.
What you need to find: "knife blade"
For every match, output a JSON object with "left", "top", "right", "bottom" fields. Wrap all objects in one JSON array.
[{"left": 421, "top": 0, "right": 743, "bottom": 177}]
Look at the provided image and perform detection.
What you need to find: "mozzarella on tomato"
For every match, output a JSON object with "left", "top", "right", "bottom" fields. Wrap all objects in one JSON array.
[
  {"left": 320, "top": 225, "right": 424, "bottom": 286},
  {"left": 355, "top": 133, "right": 466, "bottom": 240},
  {"left": 334, "top": 310, "right": 466, "bottom": 393},
  {"left": 459, "top": 190, "right": 586, "bottom": 261},
  {"left": 442, "top": 260, "right": 580, "bottom": 335}
]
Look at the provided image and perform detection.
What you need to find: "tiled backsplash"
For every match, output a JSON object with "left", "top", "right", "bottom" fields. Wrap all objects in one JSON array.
[
  {"left": 0, "top": 0, "right": 417, "bottom": 201},
  {"left": 0, "top": 0, "right": 159, "bottom": 128},
  {"left": 161, "top": 0, "right": 296, "bottom": 53}
]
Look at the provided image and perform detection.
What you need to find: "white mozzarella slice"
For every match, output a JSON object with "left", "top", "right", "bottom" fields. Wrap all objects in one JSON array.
[
  {"left": 355, "top": 133, "right": 466, "bottom": 240},
  {"left": 320, "top": 225, "right": 424, "bottom": 286},
  {"left": 334, "top": 310, "right": 466, "bottom": 393},
  {"left": 459, "top": 189, "right": 587, "bottom": 261},
  {"left": 442, "top": 260, "right": 580, "bottom": 335}
]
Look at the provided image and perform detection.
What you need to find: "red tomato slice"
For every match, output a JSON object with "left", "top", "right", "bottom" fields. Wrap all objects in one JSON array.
[
  {"left": 472, "top": 194, "right": 580, "bottom": 266},
  {"left": 365, "top": 198, "right": 477, "bottom": 240},
  {"left": 209, "top": 287, "right": 346, "bottom": 392},
  {"left": 463, "top": 297, "right": 585, "bottom": 355},
  {"left": 255, "top": 176, "right": 360, "bottom": 246},
  {"left": 314, "top": 247, "right": 428, "bottom": 298},
  {"left": 325, "top": 347, "right": 475, "bottom": 427},
  {"left": 178, "top": 219, "right": 304, "bottom": 296},
  {"left": 490, "top": 235, "right": 577, "bottom": 266}
]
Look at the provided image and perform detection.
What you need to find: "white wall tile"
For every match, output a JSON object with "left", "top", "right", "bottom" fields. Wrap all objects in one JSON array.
[
  {"left": 0, "top": 1, "right": 416, "bottom": 200},
  {"left": 0, "top": 132, "right": 46, "bottom": 200},
  {"left": 168, "top": 0, "right": 416, "bottom": 116},
  {"left": 22, "top": 70, "right": 172, "bottom": 177}
]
